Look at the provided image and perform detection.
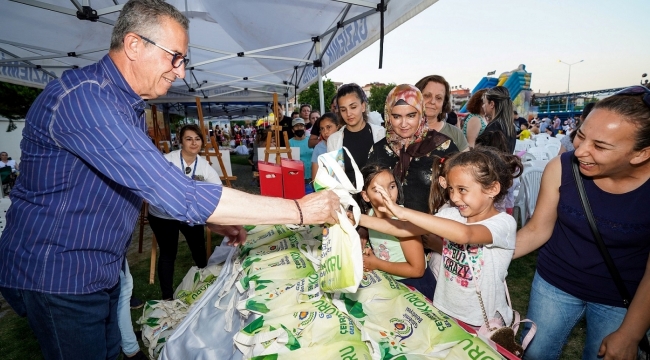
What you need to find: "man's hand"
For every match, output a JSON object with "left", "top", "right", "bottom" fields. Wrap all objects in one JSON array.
[
  {"left": 207, "top": 224, "right": 247, "bottom": 246},
  {"left": 299, "top": 190, "right": 340, "bottom": 225}
]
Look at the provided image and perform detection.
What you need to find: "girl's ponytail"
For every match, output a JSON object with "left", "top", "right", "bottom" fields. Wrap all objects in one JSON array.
[{"left": 428, "top": 156, "right": 448, "bottom": 214}]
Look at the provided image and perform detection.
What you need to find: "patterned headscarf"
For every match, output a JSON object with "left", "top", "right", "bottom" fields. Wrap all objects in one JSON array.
[
  {"left": 384, "top": 84, "right": 453, "bottom": 183},
  {"left": 384, "top": 84, "right": 428, "bottom": 156}
]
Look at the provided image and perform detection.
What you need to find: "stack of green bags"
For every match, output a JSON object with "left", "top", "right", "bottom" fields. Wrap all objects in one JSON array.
[{"left": 230, "top": 224, "right": 503, "bottom": 360}]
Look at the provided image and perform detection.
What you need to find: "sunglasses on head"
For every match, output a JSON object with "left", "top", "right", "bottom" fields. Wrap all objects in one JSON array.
[
  {"left": 615, "top": 85, "right": 650, "bottom": 108},
  {"left": 185, "top": 166, "right": 192, "bottom": 174}
]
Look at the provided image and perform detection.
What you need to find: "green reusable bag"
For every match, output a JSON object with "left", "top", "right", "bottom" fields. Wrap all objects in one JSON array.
[
  {"left": 246, "top": 233, "right": 304, "bottom": 258},
  {"left": 237, "top": 273, "right": 321, "bottom": 316},
  {"left": 238, "top": 248, "right": 315, "bottom": 292},
  {"left": 137, "top": 299, "right": 189, "bottom": 360},
  {"left": 248, "top": 341, "right": 372, "bottom": 360},
  {"left": 333, "top": 271, "right": 501, "bottom": 359},
  {"left": 173, "top": 263, "right": 222, "bottom": 305},
  {"left": 240, "top": 224, "right": 298, "bottom": 257},
  {"left": 234, "top": 299, "right": 365, "bottom": 359},
  {"left": 319, "top": 209, "right": 363, "bottom": 293}
]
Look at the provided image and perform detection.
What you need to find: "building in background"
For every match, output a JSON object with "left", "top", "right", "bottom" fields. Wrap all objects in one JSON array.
[{"left": 450, "top": 87, "right": 470, "bottom": 111}]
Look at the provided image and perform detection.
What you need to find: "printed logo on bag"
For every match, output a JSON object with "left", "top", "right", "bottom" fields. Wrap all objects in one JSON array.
[
  {"left": 390, "top": 318, "right": 414, "bottom": 340},
  {"left": 296, "top": 311, "right": 316, "bottom": 326}
]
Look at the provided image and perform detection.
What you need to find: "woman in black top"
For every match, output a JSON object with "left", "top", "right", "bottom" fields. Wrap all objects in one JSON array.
[
  {"left": 476, "top": 86, "right": 517, "bottom": 154},
  {"left": 327, "top": 83, "right": 386, "bottom": 185}
]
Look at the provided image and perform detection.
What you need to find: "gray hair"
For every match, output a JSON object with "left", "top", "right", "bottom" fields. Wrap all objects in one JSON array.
[{"left": 110, "top": 0, "right": 189, "bottom": 51}]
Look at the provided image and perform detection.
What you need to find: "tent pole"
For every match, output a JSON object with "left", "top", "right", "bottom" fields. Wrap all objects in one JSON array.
[{"left": 314, "top": 39, "right": 325, "bottom": 114}]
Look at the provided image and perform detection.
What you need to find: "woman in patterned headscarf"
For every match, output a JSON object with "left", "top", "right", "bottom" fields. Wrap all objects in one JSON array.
[{"left": 367, "top": 84, "right": 460, "bottom": 214}]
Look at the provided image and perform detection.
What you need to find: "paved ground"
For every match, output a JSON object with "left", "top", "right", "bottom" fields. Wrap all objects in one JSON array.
[{"left": 0, "top": 162, "right": 259, "bottom": 320}]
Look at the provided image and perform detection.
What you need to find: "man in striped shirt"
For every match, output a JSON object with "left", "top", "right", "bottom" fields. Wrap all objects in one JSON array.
[{"left": 0, "top": 1, "right": 339, "bottom": 359}]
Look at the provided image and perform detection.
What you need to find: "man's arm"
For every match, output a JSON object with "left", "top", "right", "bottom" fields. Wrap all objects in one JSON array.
[
  {"left": 208, "top": 187, "right": 340, "bottom": 245},
  {"left": 52, "top": 87, "right": 339, "bottom": 230}
]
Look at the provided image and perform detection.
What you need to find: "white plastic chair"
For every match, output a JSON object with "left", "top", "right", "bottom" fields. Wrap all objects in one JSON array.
[
  {"left": 524, "top": 160, "right": 549, "bottom": 169},
  {"left": 527, "top": 147, "right": 551, "bottom": 161},
  {"left": 514, "top": 140, "right": 528, "bottom": 154},
  {"left": 0, "top": 198, "right": 11, "bottom": 237},
  {"left": 545, "top": 143, "right": 561, "bottom": 157},
  {"left": 535, "top": 137, "right": 549, "bottom": 147},
  {"left": 522, "top": 139, "right": 535, "bottom": 149},
  {"left": 520, "top": 152, "right": 536, "bottom": 163},
  {"left": 514, "top": 166, "right": 544, "bottom": 227}
]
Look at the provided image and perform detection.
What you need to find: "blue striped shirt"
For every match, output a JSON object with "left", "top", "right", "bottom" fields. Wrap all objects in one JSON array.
[{"left": 0, "top": 55, "right": 222, "bottom": 294}]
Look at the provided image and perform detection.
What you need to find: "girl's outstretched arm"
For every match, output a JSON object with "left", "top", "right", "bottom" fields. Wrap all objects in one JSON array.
[
  {"left": 375, "top": 187, "right": 494, "bottom": 245},
  {"left": 363, "top": 236, "right": 425, "bottom": 278},
  {"left": 359, "top": 214, "right": 429, "bottom": 237}
]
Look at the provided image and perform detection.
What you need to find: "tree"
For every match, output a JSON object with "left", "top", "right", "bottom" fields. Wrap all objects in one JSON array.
[
  {"left": 0, "top": 81, "right": 42, "bottom": 120},
  {"left": 296, "top": 79, "right": 337, "bottom": 113},
  {"left": 368, "top": 83, "right": 396, "bottom": 117}
]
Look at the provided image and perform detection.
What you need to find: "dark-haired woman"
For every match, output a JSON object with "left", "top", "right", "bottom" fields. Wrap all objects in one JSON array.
[
  {"left": 476, "top": 86, "right": 517, "bottom": 154},
  {"left": 515, "top": 86, "right": 650, "bottom": 359},
  {"left": 327, "top": 83, "right": 385, "bottom": 185},
  {"left": 148, "top": 124, "right": 222, "bottom": 300}
]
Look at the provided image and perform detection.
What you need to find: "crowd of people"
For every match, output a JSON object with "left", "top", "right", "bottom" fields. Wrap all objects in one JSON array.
[{"left": 0, "top": 0, "right": 648, "bottom": 359}]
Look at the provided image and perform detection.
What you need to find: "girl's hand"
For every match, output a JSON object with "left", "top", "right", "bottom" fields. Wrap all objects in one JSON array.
[
  {"left": 363, "top": 250, "right": 378, "bottom": 272},
  {"left": 375, "top": 186, "right": 405, "bottom": 219}
]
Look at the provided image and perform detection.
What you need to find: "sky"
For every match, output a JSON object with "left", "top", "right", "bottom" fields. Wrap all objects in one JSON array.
[{"left": 327, "top": 0, "right": 650, "bottom": 94}]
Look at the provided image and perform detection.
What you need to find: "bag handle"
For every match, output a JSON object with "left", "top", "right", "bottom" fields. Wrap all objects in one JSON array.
[
  {"left": 463, "top": 247, "right": 495, "bottom": 331},
  {"left": 317, "top": 146, "right": 362, "bottom": 193},
  {"left": 571, "top": 154, "right": 650, "bottom": 353},
  {"left": 464, "top": 247, "right": 538, "bottom": 350}
]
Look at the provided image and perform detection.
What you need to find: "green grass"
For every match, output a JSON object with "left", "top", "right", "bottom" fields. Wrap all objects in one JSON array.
[
  {"left": 507, "top": 252, "right": 586, "bottom": 359},
  {"left": 1, "top": 226, "right": 585, "bottom": 359},
  {"left": 230, "top": 154, "right": 251, "bottom": 166}
]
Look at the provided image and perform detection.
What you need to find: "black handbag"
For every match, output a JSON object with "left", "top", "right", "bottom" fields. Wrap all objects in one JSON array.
[{"left": 572, "top": 155, "right": 650, "bottom": 358}]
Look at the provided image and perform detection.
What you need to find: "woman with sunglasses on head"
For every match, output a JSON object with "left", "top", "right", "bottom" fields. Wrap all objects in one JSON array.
[
  {"left": 327, "top": 83, "right": 385, "bottom": 186},
  {"left": 148, "top": 124, "right": 222, "bottom": 300},
  {"left": 514, "top": 86, "right": 650, "bottom": 359}
]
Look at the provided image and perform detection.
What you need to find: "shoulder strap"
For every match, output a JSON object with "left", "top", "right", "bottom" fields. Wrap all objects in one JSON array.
[{"left": 571, "top": 155, "right": 632, "bottom": 307}]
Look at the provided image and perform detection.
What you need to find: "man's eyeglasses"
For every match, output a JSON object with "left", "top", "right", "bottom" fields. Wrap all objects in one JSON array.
[
  {"left": 615, "top": 85, "right": 650, "bottom": 109},
  {"left": 138, "top": 34, "right": 189, "bottom": 68}
]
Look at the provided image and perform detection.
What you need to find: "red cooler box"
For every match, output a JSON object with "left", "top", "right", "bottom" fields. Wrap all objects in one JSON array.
[
  {"left": 280, "top": 158, "right": 305, "bottom": 199},
  {"left": 258, "top": 161, "right": 283, "bottom": 198}
]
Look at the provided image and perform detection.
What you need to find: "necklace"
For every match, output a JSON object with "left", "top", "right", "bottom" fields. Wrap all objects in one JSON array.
[{"left": 180, "top": 152, "right": 198, "bottom": 179}]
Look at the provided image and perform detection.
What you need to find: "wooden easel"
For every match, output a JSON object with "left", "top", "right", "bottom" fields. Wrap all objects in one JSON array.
[
  {"left": 264, "top": 93, "right": 292, "bottom": 164},
  {"left": 151, "top": 105, "right": 170, "bottom": 153}
]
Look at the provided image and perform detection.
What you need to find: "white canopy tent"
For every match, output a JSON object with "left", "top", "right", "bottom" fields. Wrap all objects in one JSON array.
[{"left": 0, "top": 0, "right": 437, "bottom": 116}]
